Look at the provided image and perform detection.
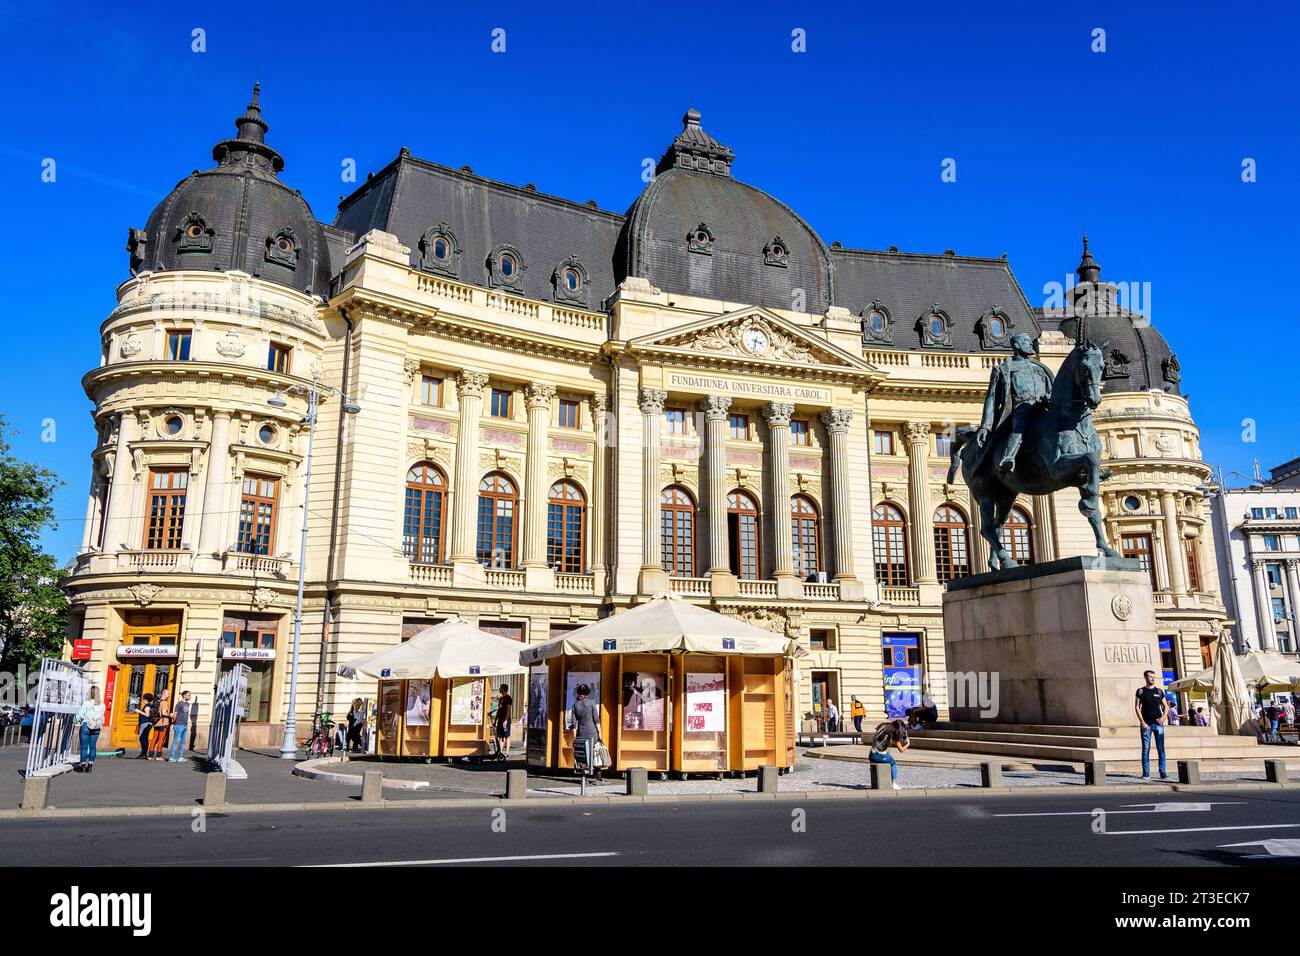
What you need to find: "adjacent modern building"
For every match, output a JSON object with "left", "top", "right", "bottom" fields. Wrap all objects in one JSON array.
[
  {"left": 63, "top": 86, "right": 1226, "bottom": 748},
  {"left": 1210, "top": 462, "right": 1300, "bottom": 657}
]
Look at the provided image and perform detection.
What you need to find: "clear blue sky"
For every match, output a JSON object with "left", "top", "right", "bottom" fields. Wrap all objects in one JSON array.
[{"left": 1, "top": 1, "right": 1295, "bottom": 561}]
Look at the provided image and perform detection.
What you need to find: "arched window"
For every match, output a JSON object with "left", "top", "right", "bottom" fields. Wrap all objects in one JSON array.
[
  {"left": 727, "top": 490, "right": 761, "bottom": 580},
  {"left": 933, "top": 503, "right": 970, "bottom": 584},
  {"left": 661, "top": 486, "right": 696, "bottom": 577},
  {"left": 547, "top": 480, "right": 585, "bottom": 574},
  {"left": 872, "top": 503, "right": 909, "bottom": 586},
  {"left": 792, "top": 495, "right": 821, "bottom": 579},
  {"left": 476, "top": 472, "right": 518, "bottom": 568},
  {"left": 403, "top": 463, "right": 446, "bottom": 564},
  {"left": 1006, "top": 506, "right": 1034, "bottom": 565}
]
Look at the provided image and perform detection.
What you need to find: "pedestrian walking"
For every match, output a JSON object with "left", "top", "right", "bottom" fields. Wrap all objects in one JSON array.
[
  {"left": 869, "top": 719, "right": 910, "bottom": 791},
  {"left": 148, "top": 694, "right": 172, "bottom": 760},
  {"left": 571, "top": 683, "right": 603, "bottom": 784},
  {"left": 1135, "top": 669, "right": 1169, "bottom": 780},
  {"left": 826, "top": 699, "right": 839, "bottom": 733},
  {"left": 167, "top": 690, "right": 193, "bottom": 762},
  {"left": 73, "top": 685, "right": 104, "bottom": 772},
  {"left": 346, "top": 698, "right": 366, "bottom": 753},
  {"left": 1263, "top": 701, "right": 1282, "bottom": 742},
  {"left": 493, "top": 684, "right": 513, "bottom": 758},
  {"left": 1282, "top": 696, "right": 1295, "bottom": 724},
  {"left": 1194, "top": 706, "right": 1208, "bottom": 727},
  {"left": 135, "top": 693, "right": 156, "bottom": 759},
  {"left": 850, "top": 695, "right": 865, "bottom": 734}
]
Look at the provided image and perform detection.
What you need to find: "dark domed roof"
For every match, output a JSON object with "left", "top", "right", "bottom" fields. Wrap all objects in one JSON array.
[
  {"left": 1047, "top": 236, "right": 1182, "bottom": 395},
  {"left": 128, "top": 84, "right": 331, "bottom": 297},
  {"left": 617, "top": 111, "right": 832, "bottom": 312}
]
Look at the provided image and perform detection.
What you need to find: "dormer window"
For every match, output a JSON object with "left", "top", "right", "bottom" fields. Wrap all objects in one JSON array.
[
  {"left": 551, "top": 256, "right": 589, "bottom": 307},
  {"left": 418, "top": 224, "right": 461, "bottom": 278},
  {"left": 976, "top": 307, "right": 1013, "bottom": 350},
  {"left": 861, "top": 302, "right": 894, "bottom": 345},
  {"left": 763, "top": 237, "right": 789, "bottom": 268},
  {"left": 265, "top": 228, "right": 299, "bottom": 270},
  {"left": 487, "top": 244, "right": 526, "bottom": 291},
  {"left": 688, "top": 223, "right": 714, "bottom": 255},
  {"left": 918, "top": 305, "right": 953, "bottom": 348},
  {"left": 176, "top": 212, "right": 214, "bottom": 254}
]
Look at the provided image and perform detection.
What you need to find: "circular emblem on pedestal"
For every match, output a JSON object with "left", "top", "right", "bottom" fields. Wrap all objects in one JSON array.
[{"left": 1111, "top": 594, "right": 1134, "bottom": 621}]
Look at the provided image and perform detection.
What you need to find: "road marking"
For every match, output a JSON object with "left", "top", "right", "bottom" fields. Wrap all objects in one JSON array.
[
  {"left": 1119, "top": 802, "right": 1244, "bottom": 812},
  {"left": 1103, "top": 823, "right": 1300, "bottom": 836},
  {"left": 303, "top": 851, "right": 620, "bottom": 867},
  {"left": 995, "top": 802, "right": 1234, "bottom": 818},
  {"left": 1217, "top": 839, "right": 1300, "bottom": 858}
]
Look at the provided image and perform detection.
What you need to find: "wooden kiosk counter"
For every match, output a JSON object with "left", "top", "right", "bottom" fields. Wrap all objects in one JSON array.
[
  {"left": 338, "top": 618, "right": 527, "bottom": 759},
  {"left": 520, "top": 593, "right": 803, "bottom": 774}
]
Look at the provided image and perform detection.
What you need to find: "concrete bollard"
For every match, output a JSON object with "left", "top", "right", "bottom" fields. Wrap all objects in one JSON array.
[
  {"left": 757, "top": 765, "right": 779, "bottom": 793},
  {"left": 1085, "top": 761, "right": 1107, "bottom": 786},
  {"left": 203, "top": 772, "right": 227, "bottom": 807},
  {"left": 506, "top": 769, "right": 528, "bottom": 800},
  {"left": 361, "top": 770, "right": 384, "bottom": 803},
  {"left": 21, "top": 775, "right": 50, "bottom": 811},
  {"left": 1265, "top": 759, "right": 1288, "bottom": 785},
  {"left": 869, "top": 761, "right": 894, "bottom": 792},
  {"left": 980, "top": 762, "right": 1003, "bottom": 788},
  {"left": 626, "top": 767, "right": 648, "bottom": 796},
  {"left": 1177, "top": 760, "right": 1200, "bottom": 785}
]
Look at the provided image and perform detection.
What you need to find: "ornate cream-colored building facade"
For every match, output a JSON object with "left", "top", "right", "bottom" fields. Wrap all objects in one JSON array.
[{"left": 63, "top": 90, "right": 1224, "bottom": 747}]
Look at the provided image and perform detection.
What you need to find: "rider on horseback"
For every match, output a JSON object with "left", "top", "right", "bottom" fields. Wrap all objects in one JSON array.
[{"left": 975, "top": 332, "right": 1055, "bottom": 474}]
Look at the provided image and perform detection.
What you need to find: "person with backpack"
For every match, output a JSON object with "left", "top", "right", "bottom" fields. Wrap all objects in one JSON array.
[
  {"left": 134, "top": 693, "right": 156, "bottom": 759},
  {"left": 1263, "top": 701, "right": 1282, "bottom": 742},
  {"left": 870, "top": 719, "right": 910, "bottom": 791},
  {"left": 73, "top": 685, "right": 104, "bottom": 772},
  {"left": 850, "top": 696, "right": 866, "bottom": 734},
  {"left": 148, "top": 693, "right": 172, "bottom": 760}
]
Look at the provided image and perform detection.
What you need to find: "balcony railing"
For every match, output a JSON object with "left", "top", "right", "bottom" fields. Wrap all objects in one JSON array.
[
  {"left": 117, "top": 549, "right": 189, "bottom": 572},
  {"left": 221, "top": 551, "right": 291, "bottom": 577},
  {"left": 555, "top": 573, "right": 596, "bottom": 595},
  {"left": 484, "top": 568, "right": 526, "bottom": 590},
  {"left": 881, "top": 586, "right": 920, "bottom": 606},
  {"left": 737, "top": 579, "right": 778, "bottom": 598},
  {"left": 802, "top": 581, "right": 841, "bottom": 600},
  {"left": 409, "top": 563, "right": 453, "bottom": 586},
  {"left": 669, "top": 576, "right": 711, "bottom": 596}
]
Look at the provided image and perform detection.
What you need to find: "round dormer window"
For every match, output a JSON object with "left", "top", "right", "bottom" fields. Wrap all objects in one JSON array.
[
  {"left": 185, "top": 223, "right": 205, "bottom": 240},
  {"left": 163, "top": 415, "right": 184, "bottom": 436},
  {"left": 694, "top": 229, "right": 710, "bottom": 245},
  {"left": 275, "top": 236, "right": 293, "bottom": 254},
  {"left": 1123, "top": 495, "right": 1142, "bottom": 512},
  {"left": 868, "top": 311, "right": 887, "bottom": 334},
  {"left": 563, "top": 267, "right": 581, "bottom": 291},
  {"left": 433, "top": 236, "right": 450, "bottom": 260},
  {"left": 258, "top": 423, "right": 277, "bottom": 446},
  {"left": 989, "top": 316, "right": 1006, "bottom": 338},
  {"left": 929, "top": 316, "right": 945, "bottom": 338},
  {"left": 500, "top": 253, "right": 517, "bottom": 277}
]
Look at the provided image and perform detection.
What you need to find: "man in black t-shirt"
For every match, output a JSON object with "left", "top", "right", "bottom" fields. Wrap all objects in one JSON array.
[
  {"left": 493, "top": 684, "right": 513, "bottom": 758},
  {"left": 1134, "top": 669, "right": 1169, "bottom": 779}
]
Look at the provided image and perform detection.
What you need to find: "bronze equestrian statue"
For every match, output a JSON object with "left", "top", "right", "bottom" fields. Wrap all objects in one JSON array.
[{"left": 947, "top": 331, "right": 1120, "bottom": 571}]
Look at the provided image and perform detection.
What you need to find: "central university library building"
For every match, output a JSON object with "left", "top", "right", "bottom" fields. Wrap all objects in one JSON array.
[{"left": 64, "top": 89, "right": 1226, "bottom": 748}]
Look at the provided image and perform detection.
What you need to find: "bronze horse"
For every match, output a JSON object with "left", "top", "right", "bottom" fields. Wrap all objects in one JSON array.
[{"left": 947, "top": 340, "right": 1120, "bottom": 571}]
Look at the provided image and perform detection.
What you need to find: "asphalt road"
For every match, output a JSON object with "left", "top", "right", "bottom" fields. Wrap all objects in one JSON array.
[{"left": 3, "top": 788, "right": 1299, "bottom": 868}]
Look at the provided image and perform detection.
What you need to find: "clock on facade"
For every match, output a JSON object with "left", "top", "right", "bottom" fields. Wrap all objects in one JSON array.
[{"left": 741, "top": 327, "right": 770, "bottom": 355}]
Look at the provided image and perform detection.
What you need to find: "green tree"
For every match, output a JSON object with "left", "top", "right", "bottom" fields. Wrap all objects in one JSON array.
[{"left": 0, "top": 416, "right": 68, "bottom": 674}]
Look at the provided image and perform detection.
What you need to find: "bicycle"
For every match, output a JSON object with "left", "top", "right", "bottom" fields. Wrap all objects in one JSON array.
[{"left": 306, "top": 711, "right": 335, "bottom": 758}]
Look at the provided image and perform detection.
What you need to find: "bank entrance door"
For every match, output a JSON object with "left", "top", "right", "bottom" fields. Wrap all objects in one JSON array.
[
  {"left": 882, "top": 633, "right": 922, "bottom": 719},
  {"left": 109, "top": 612, "right": 181, "bottom": 750}
]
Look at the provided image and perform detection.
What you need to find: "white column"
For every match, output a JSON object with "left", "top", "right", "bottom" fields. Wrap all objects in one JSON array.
[
  {"left": 521, "top": 382, "right": 556, "bottom": 570},
  {"left": 588, "top": 394, "right": 608, "bottom": 586},
  {"left": 197, "top": 411, "right": 232, "bottom": 557},
  {"left": 703, "top": 395, "right": 732, "bottom": 578},
  {"left": 1031, "top": 494, "right": 1057, "bottom": 563},
  {"left": 1285, "top": 560, "right": 1300, "bottom": 650},
  {"left": 764, "top": 402, "right": 799, "bottom": 597},
  {"left": 1161, "top": 490, "right": 1189, "bottom": 597},
  {"left": 80, "top": 464, "right": 101, "bottom": 552},
  {"left": 820, "top": 408, "right": 857, "bottom": 582},
  {"left": 100, "top": 413, "right": 137, "bottom": 551},
  {"left": 968, "top": 495, "right": 989, "bottom": 573},
  {"left": 1251, "top": 559, "right": 1278, "bottom": 651},
  {"left": 639, "top": 388, "right": 668, "bottom": 593},
  {"left": 904, "top": 421, "right": 937, "bottom": 584},
  {"left": 450, "top": 370, "right": 488, "bottom": 564}
]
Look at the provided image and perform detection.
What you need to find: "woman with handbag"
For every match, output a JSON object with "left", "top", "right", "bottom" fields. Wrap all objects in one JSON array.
[
  {"left": 73, "top": 685, "right": 104, "bottom": 772},
  {"left": 571, "top": 684, "right": 605, "bottom": 785}
]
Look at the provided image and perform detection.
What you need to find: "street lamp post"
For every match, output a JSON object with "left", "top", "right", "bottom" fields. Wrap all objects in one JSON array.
[{"left": 269, "top": 377, "right": 360, "bottom": 759}]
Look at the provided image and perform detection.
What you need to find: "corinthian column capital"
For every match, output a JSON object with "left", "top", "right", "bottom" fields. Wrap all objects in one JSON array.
[
  {"left": 639, "top": 388, "right": 668, "bottom": 416},
  {"left": 820, "top": 407, "right": 854, "bottom": 435},
  {"left": 524, "top": 382, "right": 557, "bottom": 409},
  {"left": 904, "top": 421, "right": 932, "bottom": 445},
  {"left": 763, "top": 402, "right": 795, "bottom": 427},
  {"left": 456, "top": 369, "right": 489, "bottom": 397},
  {"left": 702, "top": 394, "right": 732, "bottom": 422}
]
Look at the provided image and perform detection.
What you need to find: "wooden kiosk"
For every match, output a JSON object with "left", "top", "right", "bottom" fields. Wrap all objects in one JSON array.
[
  {"left": 520, "top": 594, "right": 801, "bottom": 774},
  {"left": 338, "top": 619, "right": 526, "bottom": 760}
]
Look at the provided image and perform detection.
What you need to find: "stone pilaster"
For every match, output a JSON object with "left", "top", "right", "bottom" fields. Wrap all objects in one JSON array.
[
  {"left": 638, "top": 387, "right": 669, "bottom": 594},
  {"left": 588, "top": 394, "right": 608, "bottom": 593},
  {"left": 100, "top": 412, "right": 137, "bottom": 552},
  {"left": 820, "top": 407, "right": 863, "bottom": 600},
  {"left": 521, "top": 382, "right": 556, "bottom": 589},
  {"left": 904, "top": 421, "right": 938, "bottom": 585},
  {"left": 702, "top": 394, "right": 736, "bottom": 597},
  {"left": 195, "top": 410, "right": 232, "bottom": 567},
  {"left": 764, "top": 402, "right": 799, "bottom": 598},
  {"left": 450, "top": 369, "right": 488, "bottom": 581},
  {"left": 1251, "top": 559, "right": 1277, "bottom": 651}
]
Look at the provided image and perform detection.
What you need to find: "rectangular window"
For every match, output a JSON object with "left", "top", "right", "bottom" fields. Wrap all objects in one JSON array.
[
  {"left": 1267, "top": 562, "right": 1283, "bottom": 587},
  {"left": 490, "top": 388, "right": 513, "bottom": 419},
  {"left": 873, "top": 430, "right": 894, "bottom": 455},
  {"left": 1264, "top": 535, "right": 1280, "bottom": 551},
  {"left": 728, "top": 413, "right": 748, "bottom": 440},
  {"left": 1287, "top": 508, "right": 1298, "bottom": 520},
  {"left": 665, "top": 407, "right": 687, "bottom": 435},
  {"left": 144, "top": 468, "right": 188, "bottom": 550},
  {"left": 420, "top": 375, "right": 443, "bottom": 407},
  {"left": 558, "top": 398, "right": 580, "bottom": 429},
  {"left": 1273, "top": 597, "right": 1288, "bottom": 624},
  {"left": 809, "top": 628, "right": 837, "bottom": 652},
  {"left": 935, "top": 433, "right": 954, "bottom": 458},
  {"left": 236, "top": 474, "right": 278, "bottom": 555},
  {"left": 790, "top": 419, "right": 811, "bottom": 446},
  {"left": 1251, "top": 507, "right": 1265, "bottom": 519},
  {"left": 165, "top": 331, "right": 191, "bottom": 361},
  {"left": 1266, "top": 507, "right": 1279, "bottom": 519},
  {"left": 1183, "top": 537, "right": 1201, "bottom": 593},
  {"left": 1120, "top": 533, "right": 1156, "bottom": 589},
  {"left": 267, "top": 342, "right": 291, "bottom": 373}
]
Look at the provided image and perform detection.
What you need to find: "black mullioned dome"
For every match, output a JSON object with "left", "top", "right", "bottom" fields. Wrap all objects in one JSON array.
[{"left": 128, "top": 84, "right": 331, "bottom": 297}]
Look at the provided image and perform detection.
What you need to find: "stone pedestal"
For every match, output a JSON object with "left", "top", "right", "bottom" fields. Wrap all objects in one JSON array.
[{"left": 941, "top": 555, "right": 1156, "bottom": 727}]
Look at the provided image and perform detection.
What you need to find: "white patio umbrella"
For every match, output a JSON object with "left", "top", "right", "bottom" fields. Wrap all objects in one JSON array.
[
  {"left": 520, "top": 591, "right": 807, "bottom": 664},
  {"left": 1168, "top": 649, "right": 1300, "bottom": 695},
  {"left": 338, "top": 617, "right": 527, "bottom": 680},
  {"left": 1211, "top": 632, "right": 1256, "bottom": 737}
]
